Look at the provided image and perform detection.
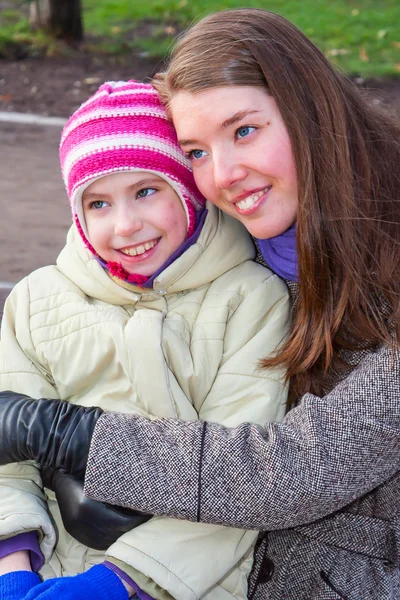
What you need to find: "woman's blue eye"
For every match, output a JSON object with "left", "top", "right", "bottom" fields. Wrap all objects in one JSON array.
[
  {"left": 90, "top": 200, "right": 108, "bottom": 210},
  {"left": 189, "top": 149, "right": 207, "bottom": 160},
  {"left": 137, "top": 187, "right": 156, "bottom": 198},
  {"left": 236, "top": 126, "right": 255, "bottom": 139}
]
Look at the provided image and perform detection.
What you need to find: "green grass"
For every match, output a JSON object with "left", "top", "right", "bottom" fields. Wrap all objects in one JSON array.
[
  {"left": 0, "top": 4, "right": 60, "bottom": 57},
  {"left": 1, "top": 0, "right": 399, "bottom": 76}
]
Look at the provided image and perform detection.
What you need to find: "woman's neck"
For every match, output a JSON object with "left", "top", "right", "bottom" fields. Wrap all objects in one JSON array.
[{"left": 256, "top": 223, "right": 298, "bottom": 282}]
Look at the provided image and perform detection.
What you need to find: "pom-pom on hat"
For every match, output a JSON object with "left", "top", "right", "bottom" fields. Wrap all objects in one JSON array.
[{"left": 59, "top": 80, "right": 205, "bottom": 255}]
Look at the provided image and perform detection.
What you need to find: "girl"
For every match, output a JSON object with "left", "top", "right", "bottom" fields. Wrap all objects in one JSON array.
[
  {"left": 0, "top": 79, "right": 290, "bottom": 599},
  {"left": 1, "top": 8, "right": 400, "bottom": 599}
]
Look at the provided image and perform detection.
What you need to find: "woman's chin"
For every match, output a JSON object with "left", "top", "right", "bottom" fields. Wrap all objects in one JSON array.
[{"left": 242, "top": 217, "right": 296, "bottom": 240}]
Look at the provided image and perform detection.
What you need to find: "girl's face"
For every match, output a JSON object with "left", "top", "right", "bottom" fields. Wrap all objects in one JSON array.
[
  {"left": 82, "top": 171, "right": 187, "bottom": 276},
  {"left": 170, "top": 86, "right": 298, "bottom": 239}
]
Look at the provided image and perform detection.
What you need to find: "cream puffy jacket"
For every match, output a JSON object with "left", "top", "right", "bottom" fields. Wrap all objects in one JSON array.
[{"left": 0, "top": 203, "right": 290, "bottom": 600}]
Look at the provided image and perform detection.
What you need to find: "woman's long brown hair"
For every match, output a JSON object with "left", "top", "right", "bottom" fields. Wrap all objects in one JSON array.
[{"left": 154, "top": 9, "right": 400, "bottom": 399}]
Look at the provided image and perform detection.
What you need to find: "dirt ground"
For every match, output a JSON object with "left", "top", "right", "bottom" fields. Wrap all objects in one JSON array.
[
  {"left": 0, "top": 53, "right": 399, "bottom": 288},
  {"left": 0, "top": 54, "right": 163, "bottom": 116},
  {"left": 0, "top": 121, "right": 70, "bottom": 283}
]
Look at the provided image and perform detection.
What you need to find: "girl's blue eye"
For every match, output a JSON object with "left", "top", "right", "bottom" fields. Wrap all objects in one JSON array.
[
  {"left": 90, "top": 200, "right": 109, "bottom": 210},
  {"left": 137, "top": 187, "right": 156, "bottom": 198},
  {"left": 236, "top": 126, "right": 256, "bottom": 139},
  {"left": 188, "top": 149, "right": 207, "bottom": 160}
]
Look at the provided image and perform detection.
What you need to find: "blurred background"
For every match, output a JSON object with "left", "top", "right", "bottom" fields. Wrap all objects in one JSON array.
[{"left": 0, "top": 0, "right": 399, "bottom": 285}]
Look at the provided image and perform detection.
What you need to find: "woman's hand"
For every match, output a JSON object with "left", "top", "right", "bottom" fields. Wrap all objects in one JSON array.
[
  {"left": 42, "top": 469, "right": 151, "bottom": 550},
  {"left": 0, "top": 391, "right": 102, "bottom": 478}
]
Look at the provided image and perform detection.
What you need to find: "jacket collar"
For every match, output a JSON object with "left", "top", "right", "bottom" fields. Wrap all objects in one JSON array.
[{"left": 57, "top": 203, "right": 255, "bottom": 304}]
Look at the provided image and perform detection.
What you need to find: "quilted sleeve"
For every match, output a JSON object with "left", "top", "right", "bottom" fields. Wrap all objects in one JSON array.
[{"left": 0, "top": 279, "right": 58, "bottom": 561}]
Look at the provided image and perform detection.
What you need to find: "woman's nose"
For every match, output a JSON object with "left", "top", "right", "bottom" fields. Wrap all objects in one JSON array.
[{"left": 213, "top": 154, "right": 247, "bottom": 190}]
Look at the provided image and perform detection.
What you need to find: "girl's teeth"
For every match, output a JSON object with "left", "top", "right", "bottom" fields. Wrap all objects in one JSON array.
[
  {"left": 236, "top": 187, "right": 270, "bottom": 210},
  {"left": 121, "top": 240, "right": 157, "bottom": 256}
]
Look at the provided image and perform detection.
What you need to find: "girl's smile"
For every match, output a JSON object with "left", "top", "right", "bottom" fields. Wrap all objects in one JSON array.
[
  {"left": 82, "top": 171, "right": 188, "bottom": 277},
  {"left": 118, "top": 238, "right": 160, "bottom": 259}
]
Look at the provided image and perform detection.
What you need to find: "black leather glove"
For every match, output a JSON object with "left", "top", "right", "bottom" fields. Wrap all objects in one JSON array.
[
  {"left": 0, "top": 391, "right": 102, "bottom": 478},
  {"left": 41, "top": 469, "right": 152, "bottom": 550}
]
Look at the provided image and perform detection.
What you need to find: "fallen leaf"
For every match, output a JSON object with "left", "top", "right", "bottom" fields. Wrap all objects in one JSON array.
[
  {"left": 84, "top": 77, "right": 101, "bottom": 85},
  {"left": 391, "top": 41, "right": 400, "bottom": 48},
  {"left": 0, "top": 94, "right": 12, "bottom": 102},
  {"left": 111, "top": 26, "right": 121, "bottom": 34},
  {"left": 377, "top": 29, "right": 388, "bottom": 39},
  {"left": 164, "top": 26, "right": 176, "bottom": 35},
  {"left": 395, "top": 64, "right": 400, "bottom": 72},
  {"left": 359, "top": 46, "right": 369, "bottom": 62},
  {"left": 327, "top": 48, "right": 349, "bottom": 56}
]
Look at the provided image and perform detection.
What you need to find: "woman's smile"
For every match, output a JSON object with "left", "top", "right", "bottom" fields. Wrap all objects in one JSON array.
[
  {"left": 170, "top": 86, "right": 299, "bottom": 239},
  {"left": 232, "top": 186, "right": 272, "bottom": 214}
]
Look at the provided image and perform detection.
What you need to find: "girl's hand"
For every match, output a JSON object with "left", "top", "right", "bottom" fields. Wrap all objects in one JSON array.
[
  {"left": 20, "top": 565, "right": 130, "bottom": 600},
  {"left": 121, "top": 579, "right": 136, "bottom": 597},
  {"left": 0, "top": 570, "right": 40, "bottom": 600},
  {"left": 0, "top": 550, "right": 31, "bottom": 575}
]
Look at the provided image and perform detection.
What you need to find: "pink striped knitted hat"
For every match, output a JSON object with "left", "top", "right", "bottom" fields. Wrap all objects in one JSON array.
[{"left": 59, "top": 80, "right": 205, "bottom": 259}]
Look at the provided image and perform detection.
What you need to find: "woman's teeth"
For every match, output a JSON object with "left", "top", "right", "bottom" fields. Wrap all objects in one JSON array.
[
  {"left": 120, "top": 240, "right": 157, "bottom": 256},
  {"left": 236, "top": 187, "right": 271, "bottom": 210}
]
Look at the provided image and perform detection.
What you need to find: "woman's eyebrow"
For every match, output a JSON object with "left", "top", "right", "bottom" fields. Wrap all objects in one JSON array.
[
  {"left": 221, "top": 109, "right": 261, "bottom": 129},
  {"left": 178, "top": 137, "right": 199, "bottom": 147},
  {"left": 178, "top": 109, "right": 261, "bottom": 146}
]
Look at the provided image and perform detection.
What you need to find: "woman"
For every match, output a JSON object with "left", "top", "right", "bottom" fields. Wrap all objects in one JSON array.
[{"left": 0, "top": 8, "right": 399, "bottom": 600}]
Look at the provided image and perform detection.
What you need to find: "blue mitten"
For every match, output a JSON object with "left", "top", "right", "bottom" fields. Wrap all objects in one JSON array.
[
  {"left": 22, "top": 565, "right": 128, "bottom": 600},
  {"left": 0, "top": 571, "right": 40, "bottom": 600}
]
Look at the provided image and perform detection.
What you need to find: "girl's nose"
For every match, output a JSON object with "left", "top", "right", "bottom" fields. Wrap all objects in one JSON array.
[
  {"left": 213, "top": 154, "right": 247, "bottom": 190},
  {"left": 114, "top": 207, "right": 143, "bottom": 237}
]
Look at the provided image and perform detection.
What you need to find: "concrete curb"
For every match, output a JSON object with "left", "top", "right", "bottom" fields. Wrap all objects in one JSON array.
[{"left": 0, "top": 111, "right": 67, "bottom": 127}]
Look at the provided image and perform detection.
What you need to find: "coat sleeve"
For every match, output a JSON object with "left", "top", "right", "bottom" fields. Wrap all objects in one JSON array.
[
  {"left": 197, "top": 272, "right": 290, "bottom": 427},
  {"left": 0, "top": 279, "right": 58, "bottom": 561},
  {"left": 105, "top": 275, "right": 290, "bottom": 600},
  {"left": 85, "top": 343, "right": 400, "bottom": 531}
]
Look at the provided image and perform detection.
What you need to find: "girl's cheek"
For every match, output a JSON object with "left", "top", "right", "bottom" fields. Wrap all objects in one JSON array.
[{"left": 161, "top": 207, "right": 186, "bottom": 231}]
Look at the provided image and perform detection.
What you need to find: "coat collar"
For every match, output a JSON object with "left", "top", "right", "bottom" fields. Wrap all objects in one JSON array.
[{"left": 57, "top": 203, "right": 255, "bottom": 305}]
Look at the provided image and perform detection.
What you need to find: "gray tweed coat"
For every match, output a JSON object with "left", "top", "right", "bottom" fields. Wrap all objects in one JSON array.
[{"left": 84, "top": 280, "right": 400, "bottom": 600}]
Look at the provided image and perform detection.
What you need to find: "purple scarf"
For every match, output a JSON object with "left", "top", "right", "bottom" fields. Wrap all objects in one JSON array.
[{"left": 256, "top": 223, "right": 298, "bottom": 282}]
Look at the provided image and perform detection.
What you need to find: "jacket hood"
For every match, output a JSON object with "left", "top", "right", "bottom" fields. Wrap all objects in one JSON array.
[{"left": 57, "top": 203, "right": 255, "bottom": 305}]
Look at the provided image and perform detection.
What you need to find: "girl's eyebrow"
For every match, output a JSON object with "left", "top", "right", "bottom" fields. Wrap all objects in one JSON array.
[
  {"left": 82, "top": 191, "right": 110, "bottom": 203},
  {"left": 82, "top": 177, "right": 163, "bottom": 203},
  {"left": 129, "top": 177, "right": 162, "bottom": 189},
  {"left": 178, "top": 109, "right": 261, "bottom": 146}
]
